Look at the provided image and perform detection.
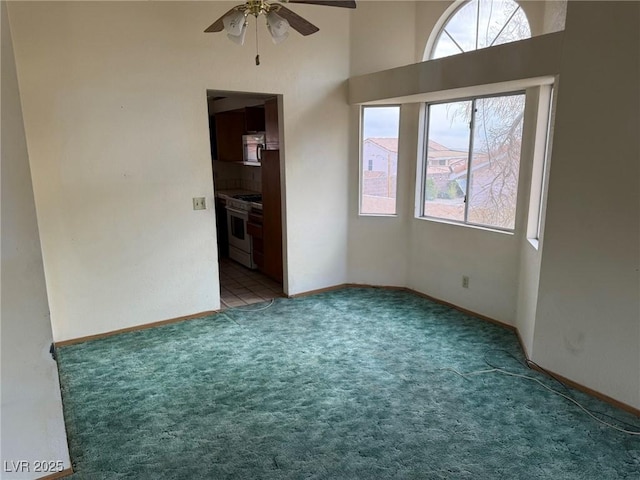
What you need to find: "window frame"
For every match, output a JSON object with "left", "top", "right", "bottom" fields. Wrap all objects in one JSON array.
[
  {"left": 526, "top": 84, "right": 555, "bottom": 248},
  {"left": 427, "top": 0, "right": 531, "bottom": 61},
  {"left": 359, "top": 104, "right": 401, "bottom": 217},
  {"left": 418, "top": 90, "right": 527, "bottom": 233}
]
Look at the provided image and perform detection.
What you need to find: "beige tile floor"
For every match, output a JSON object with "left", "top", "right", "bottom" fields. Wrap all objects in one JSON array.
[{"left": 219, "top": 257, "right": 283, "bottom": 308}]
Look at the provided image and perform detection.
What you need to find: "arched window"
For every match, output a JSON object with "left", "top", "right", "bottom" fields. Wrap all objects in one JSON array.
[{"left": 430, "top": 0, "right": 531, "bottom": 60}]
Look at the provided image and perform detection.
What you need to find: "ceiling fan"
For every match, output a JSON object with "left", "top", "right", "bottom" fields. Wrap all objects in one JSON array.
[{"left": 204, "top": 1, "right": 356, "bottom": 65}]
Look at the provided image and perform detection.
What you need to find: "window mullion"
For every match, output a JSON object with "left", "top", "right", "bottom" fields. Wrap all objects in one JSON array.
[
  {"left": 421, "top": 104, "right": 431, "bottom": 216},
  {"left": 444, "top": 29, "right": 466, "bottom": 55},
  {"left": 475, "top": 0, "right": 480, "bottom": 51},
  {"left": 489, "top": 6, "right": 520, "bottom": 48},
  {"left": 464, "top": 100, "right": 476, "bottom": 223}
]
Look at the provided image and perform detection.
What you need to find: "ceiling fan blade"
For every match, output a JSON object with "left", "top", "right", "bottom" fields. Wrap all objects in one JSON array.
[
  {"left": 204, "top": 7, "right": 242, "bottom": 33},
  {"left": 286, "top": 0, "right": 356, "bottom": 8},
  {"left": 275, "top": 6, "right": 320, "bottom": 36}
]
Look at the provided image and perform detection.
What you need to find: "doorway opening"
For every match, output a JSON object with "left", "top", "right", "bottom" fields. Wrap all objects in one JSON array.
[{"left": 206, "top": 90, "right": 287, "bottom": 308}]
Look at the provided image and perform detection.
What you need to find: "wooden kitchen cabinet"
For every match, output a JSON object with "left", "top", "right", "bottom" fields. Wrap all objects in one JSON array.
[
  {"left": 248, "top": 211, "right": 264, "bottom": 268},
  {"left": 261, "top": 149, "right": 283, "bottom": 283},
  {"left": 215, "top": 107, "right": 266, "bottom": 162},
  {"left": 215, "top": 110, "right": 245, "bottom": 162},
  {"left": 264, "top": 97, "right": 279, "bottom": 150},
  {"left": 215, "top": 198, "right": 229, "bottom": 258},
  {"left": 245, "top": 106, "right": 265, "bottom": 133}
]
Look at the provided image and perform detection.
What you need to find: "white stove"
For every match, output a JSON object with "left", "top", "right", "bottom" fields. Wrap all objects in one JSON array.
[
  {"left": 225, "top": 193, "right": 263, "bottom": 212},
  {"left": 222, "top": 193, "right": 262, "bottom": 269}
]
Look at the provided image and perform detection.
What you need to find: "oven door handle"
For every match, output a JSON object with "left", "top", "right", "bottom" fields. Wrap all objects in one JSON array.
[{"left": 225, "top": 206, "right": 249, "bottom": 218}]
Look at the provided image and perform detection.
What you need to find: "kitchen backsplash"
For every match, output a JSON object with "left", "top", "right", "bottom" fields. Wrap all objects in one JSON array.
[{"left": 213, "top": 161, "right": 262, "bottom": 192}]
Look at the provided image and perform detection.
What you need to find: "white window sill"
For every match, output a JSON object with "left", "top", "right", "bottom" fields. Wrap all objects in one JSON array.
[
  {"left": 358, "top": 213, "right": 399, "bottom": 218},
  {"left": 415, "top": 215, "right": 515, "bottom": 236}
]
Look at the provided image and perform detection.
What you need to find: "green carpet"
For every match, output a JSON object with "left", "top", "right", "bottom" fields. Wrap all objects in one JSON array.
[{"left": 57, "top": 287, "right": 640, "bottom": 479}]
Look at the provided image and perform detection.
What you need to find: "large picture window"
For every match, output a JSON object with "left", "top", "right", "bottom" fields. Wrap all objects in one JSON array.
[
  {"left": 421, "top": 92, "right": 525, "bottom": 231},
  {"left": 360, "top": 106, "right": 400, "bottom": 216}
]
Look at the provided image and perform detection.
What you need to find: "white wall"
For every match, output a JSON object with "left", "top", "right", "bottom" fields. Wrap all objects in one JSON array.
[
  {"left": 514, "top": 85, "right": 555, "bottom": 356},
  {"left": 347, "top": 0, "right": 417, "bottom": 287},
  {"left": 532, "top": 1, "right": 640, "bottom": 409},
  {"left": 541, "top": 0, "right": 567, "bottom": 34},
  {"left": 350, "top": 0, "right": 417, "bottom": 77},
  {"left": 0, "top": 1, "right": 70, "bottom": 476},
  {"left": 347, "top": 103, "right": 417, "bottom": 287},
  {"left": 349, "top": 31, "right": 562, "bottom": 105},
  {"left": 9, "top": 1, "right": 351, "bottom": 341}
]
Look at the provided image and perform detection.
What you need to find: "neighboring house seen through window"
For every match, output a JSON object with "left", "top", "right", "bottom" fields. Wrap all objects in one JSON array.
[{"left": 360, "top": 106, "right": 400, "bottom": 216}]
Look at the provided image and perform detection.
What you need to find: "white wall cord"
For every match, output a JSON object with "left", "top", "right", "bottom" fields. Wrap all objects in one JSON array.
[
  {"left": 443, "top": 367, "right": 640, "bottom": 436},
  {"left": 221, "top": 298, "right": 275, "bottom": 312}
]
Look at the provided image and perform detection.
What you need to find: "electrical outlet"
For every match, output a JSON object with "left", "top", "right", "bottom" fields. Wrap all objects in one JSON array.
[
  {"left": 462, "top": 276, "right": 470, "bottom": 288},
  {"left": 193, "top": 197, "right": 206, "bottom": 210}
]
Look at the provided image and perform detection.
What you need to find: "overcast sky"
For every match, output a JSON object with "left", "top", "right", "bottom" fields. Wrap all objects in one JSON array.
[
  {"left": 362, "top": 106, "right": 400, "bottom": 138},
  {"left": 362, "top": 104, "right": 469, "bottom": 151}
]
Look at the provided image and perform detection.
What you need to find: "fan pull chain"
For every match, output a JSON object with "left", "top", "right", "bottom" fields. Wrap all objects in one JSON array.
[{"left": 255, "top": 19, "right": 260, "bottom": 66}]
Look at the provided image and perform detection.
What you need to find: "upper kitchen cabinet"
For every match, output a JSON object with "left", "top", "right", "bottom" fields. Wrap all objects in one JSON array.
[
  {"left": 215, "top": 110, "right": 245, "bottom": 162},
  {"left": 264, "top": 97, "right": 279, "bottom": 150},
  {"left": 245, "top": 106, "right": 265, "bottom": 133},
  {"left": 214, "top": 107, "right": 266, "bottom": 162}
]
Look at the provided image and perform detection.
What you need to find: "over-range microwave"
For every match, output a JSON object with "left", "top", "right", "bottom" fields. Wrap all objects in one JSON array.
[{"left": 243, "top": 133, "right": 265, "bottom": 165}]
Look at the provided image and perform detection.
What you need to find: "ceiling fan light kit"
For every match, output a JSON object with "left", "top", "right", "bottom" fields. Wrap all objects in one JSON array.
[
  {"left": 205, "top": 0, "right": 356, "bottom": 65},
  {"left": 227, "top": 25, "right": 248, "bottom": 45},
  {"left": 266, "top": 11, "right": 290, "bottom": 44},
  {"left": 222, "top": 10, "right": 247, "bottom": 36},
  {"left": 223, "top": 10, "right": 249, "bottom": 45}
]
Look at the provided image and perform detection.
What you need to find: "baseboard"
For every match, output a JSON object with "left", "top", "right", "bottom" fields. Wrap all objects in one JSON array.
[
  {"left": 37, "top": 468, "right": 73, "bottom": 480},
  {"left": 55, "top": 310, "right": 219, "bottom": 347},
  {"left": 526, "top": 362, "right": 640, "bottom": 417},
  {"left": 54, "top": 283, "right": 639, "bottom": 416},
  {"left": 402, "top": 286, "right": 517, "bottom": 332},
  {"left": 295, "top": 283, "right": 639, "bottom": 417},
  {"left": 287, "top": 283, "right": 350, "bottom": 298},
  {"left": 403, "top": 286, "right": 639, "bottom": 417}
]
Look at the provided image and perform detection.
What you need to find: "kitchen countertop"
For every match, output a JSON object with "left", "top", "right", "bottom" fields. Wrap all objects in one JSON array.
[
  {"left": 216, "top": 189, "right": 263, "bottom": 211},
  {"left": 215, "top": 189, "right": 261, "bottom": 199}
]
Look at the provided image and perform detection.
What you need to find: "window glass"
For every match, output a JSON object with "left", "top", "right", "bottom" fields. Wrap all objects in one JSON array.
[
  {"left": 424, "top": 101, "right": 471, "bottom": 223},
  {"left": 431, "top": 0, "right": 531, "bottom": 60},
  {"left": 467, "top": 94, "right": 524, "bottom": 230},
  {"left": 361, "top": 106, "right": 400, "bottom": 215},
  {"left": 422, "top": 93, "right": 525, "bottom": 231}
]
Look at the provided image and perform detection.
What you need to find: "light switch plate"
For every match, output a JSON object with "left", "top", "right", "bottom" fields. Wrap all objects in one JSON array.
[{"left": 193, "top": 197, "right": 206, "bottom": 210}]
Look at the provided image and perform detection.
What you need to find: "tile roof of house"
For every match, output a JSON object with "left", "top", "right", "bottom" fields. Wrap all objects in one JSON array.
[
  {"left": 366, "top": 138, "right": 398, "bottom": 153},
  {"left": 428, "top": 140, "right": 450, "bottom": 151},
  {"left": 363, "top": 170, "right": 386, "bottom": 178},
  {"left": 428, "top": 151, "right": 468, "bottom": 159},
  {"left": 366, "top": 138, "right": 466, "bottom": 155}
]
